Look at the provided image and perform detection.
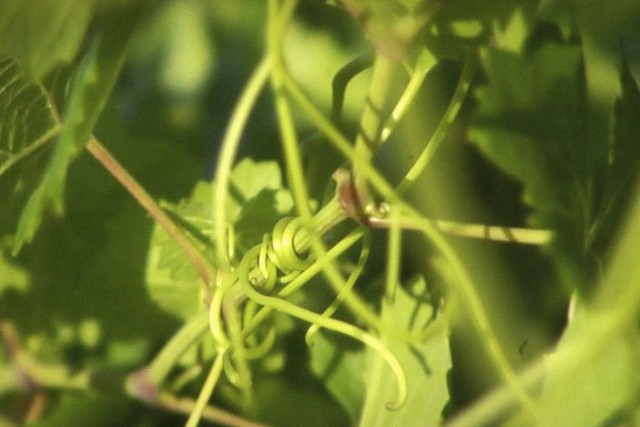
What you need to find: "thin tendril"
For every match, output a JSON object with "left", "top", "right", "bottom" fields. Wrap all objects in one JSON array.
[
  {"left": 209, "top": 287, "right": 230, "bottom": 348},
  {"left": 238, "top": 227, "right": 360, "bottom": 340},
  {"left": 224, "top": 292, "right": 253, "bottom": 405},
  {"left": 306, "top": 232, "right": 371, "bottom": 345},
  {"left": 213, "top": 57, "right": 272, "bottom": 270},
  {"left": 397, "top": 51, "right": 478, "bottom": 194},
  {"left": 380, "top": 48, "right": 438, "bottom": 143},
  {"left": 384, "top": 207, "right": 402, "bottom": 302},
  {"left": 268, "top": 0, "right": 311, "bottom": 219}
]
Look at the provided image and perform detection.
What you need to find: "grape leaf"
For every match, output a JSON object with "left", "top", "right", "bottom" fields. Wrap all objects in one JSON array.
[
  {"left": 310, "top": 332, "right": 366, "bottom": 423},
  {"left": 12, "top": 6, "right": 146, "bottom": 255},
  {"left": 538, "top": 0, "right": 640, "bottom": 108},
  {"left": 538, "top": 1, "right": 640, "bottom": 202},
  {"left": 468, "top": 43, "right": 601, "bottom": 289},
  {"left": 145, "top": 158, "right": 293, "bottom": 320},
  {"left": 0, "top": 57, "right": 61, "bottom": 177},
  {"left": 470, "top": 44, "right": 588, "bottom": 224},
  {"left": 0, "top": 0, "right": 96, "bottom": 81},
  {"left": 359, "top": 276, "right": 451, "bottom": 426},
  {"left": 145, "top": 219, "right": 207, "bottom": 321},
  {"left": 537, "top": 301, "right": 640, "bottom": 426}
]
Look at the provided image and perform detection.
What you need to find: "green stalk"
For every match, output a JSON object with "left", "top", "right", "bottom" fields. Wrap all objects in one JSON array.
[
  {"left": 213, "top": 58, "right": 272, "bottom": 269},
  {"left": 352, "top": 55, "right": 399, "bottom": 210},
  {"left": 396, "top": 52, "right": 477, "bottom": 194},
  {"left": 282, "top": 66, "right": 536, "bottom": 415},
  {"left": 266, "top": 0, "right": 387, "bottom": 338},
  {"left": 268, "top": 0, "right": 311, "bottom": 219},
  {"left": 128, "top": 312, "right": 210, "bottom": 393},
  {"left": 185, "top": 351, "right": 226, "bottom": 427}
]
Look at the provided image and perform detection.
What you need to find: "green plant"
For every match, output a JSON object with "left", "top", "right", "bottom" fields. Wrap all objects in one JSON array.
[{"left": 2, "top": 1, "right": 640, "bottom": 426}]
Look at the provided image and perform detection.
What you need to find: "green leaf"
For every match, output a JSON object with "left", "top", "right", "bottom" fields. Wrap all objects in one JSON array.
[
  {"left": 145, "top": 219, "right": 207, "bottom": 321},
  {"left": 359, "top": 277, "right": 451, "bottom": 426},
  {"left": 0, "top": 57, "right": 61, "bottom": 177},
  {"left": 468, "top": 43, "right": 601, "bottom": 290},
  {"left": 145, "top": 158, "right": 293, "bottom": 320},
  {"left": 229, "top": 158, "right": 285, "bottom": 208},
  {"left": 537, "top": 300, "right": 640, "bottom": 426},
  {"left": 539, "top": 0, "right": 640, "bottom": 110},
  {"left": 0, "top": 0, "right": 96, "bottom": 80},
  {"left": 235, "top": 188, "right": 294, "bottom": 253},
  {"left": 310, "top": 332, "right": 366, "bottom": 423},
  {"left": 12, "top": 6, "right": 145, "bottom": 255},
  {"left": 470, "top": 44, "right": 587, "bottom": 225}
]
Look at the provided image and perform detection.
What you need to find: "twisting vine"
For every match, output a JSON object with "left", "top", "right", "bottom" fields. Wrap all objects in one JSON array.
[{"left": 91, "top": 1, "right": 555, "bottom": 424}]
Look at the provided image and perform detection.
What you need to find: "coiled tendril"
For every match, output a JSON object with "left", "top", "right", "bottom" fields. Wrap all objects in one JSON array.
[{"left": 216, "top": 215, "right": 408, "bottom": 409}]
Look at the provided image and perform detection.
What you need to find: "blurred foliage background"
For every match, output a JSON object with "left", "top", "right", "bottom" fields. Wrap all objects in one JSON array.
[{"left": 2, "top": 0, "right": 640, "bottom": 426}]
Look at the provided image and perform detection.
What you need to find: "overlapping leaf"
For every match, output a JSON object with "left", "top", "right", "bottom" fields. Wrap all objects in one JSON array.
[{"left": 0, "top": 237, "right": 29, "bottom": 297}]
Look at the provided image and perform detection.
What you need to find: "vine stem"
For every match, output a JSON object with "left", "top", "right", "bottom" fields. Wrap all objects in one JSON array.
[
  {"left": 131, "top": 312, "right": 210, "bottom": 390},
  {"left": 281, "top": 66, "right": 537, "bottom": 415},
  {"left": 268, "top": 0, "right": 312, "bottom": 219},
  {"left": 85, "top": 138, "right": 214, "bottom": 287},
  {"left": 239, "top": 227, "right": 383, "bottom": 340},
  {"left": 185, "top": 350, "right": 227, "bottom": 427},
  {"left": 265, "top": 0, "right": 396, "bottom": 349},
  {"left": 352, "top": 54, "right": 399, "bottom": 210},
  {"left": 379, "top": 48, "right": 437, "bottom": 143}
]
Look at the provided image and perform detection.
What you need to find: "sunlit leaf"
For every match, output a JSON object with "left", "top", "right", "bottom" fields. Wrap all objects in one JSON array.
[
  {"left": 425, "top": 0, "right": 539, "bottom": 59},
  {"left": 310, "top": 332, "right": 366, "bottom": 423},
  {"left": 359, "top": 277, "right": 450, "bottom": 426},
  {"left": 538, "top": 300, "right": 640, "bottom": 426},
  {"left": 591, "top": 57, "right": 640, "bottom": 253},
  {"left": 144, "top": 223, "right": 206, "bottom": 321}
]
